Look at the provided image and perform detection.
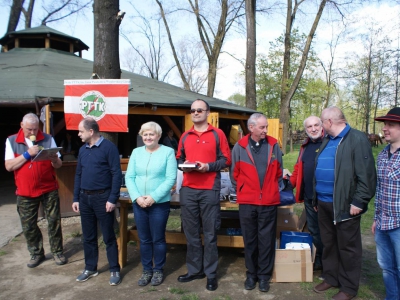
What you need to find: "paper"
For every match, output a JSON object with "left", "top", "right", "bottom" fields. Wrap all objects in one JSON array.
[
  {"left": 31, "top": 147, "right": 62, "bottom": 162},
  {"left": 178, "top": 162, "right": 199, "bottom": 169}
]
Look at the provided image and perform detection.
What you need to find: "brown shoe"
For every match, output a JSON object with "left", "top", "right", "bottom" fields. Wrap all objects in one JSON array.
[
  {"left": 332, "top": 291, "right": 355, "bottom": 300},
  {"left": 314, "top": 281, "right": 336, "bottom": 293}
]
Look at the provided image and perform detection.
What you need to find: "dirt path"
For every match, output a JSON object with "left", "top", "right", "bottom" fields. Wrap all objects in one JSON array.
[{"left": 0, "top": 218, "right": 383, "bottom": 300}]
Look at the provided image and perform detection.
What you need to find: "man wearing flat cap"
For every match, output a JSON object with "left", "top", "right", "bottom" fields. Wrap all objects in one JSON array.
[{"left": 372, "top": 107, "right": 400, "bottom": 300}]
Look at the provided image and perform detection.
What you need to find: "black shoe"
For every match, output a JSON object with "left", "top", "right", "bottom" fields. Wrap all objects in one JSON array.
[
  {"left": 206, "top": 278, "right": 218, "bottom": 291},
  {"left": 177, "top": 273, "right": 206, "bottom": 283},
  {"left": 244, "top": 277, "right": 257, "bottom": 290},
  {"left": 259, "top": 279, "right": 270, "bottom": 292}
]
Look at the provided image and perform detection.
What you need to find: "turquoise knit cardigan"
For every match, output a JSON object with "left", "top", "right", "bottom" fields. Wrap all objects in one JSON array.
[{"left": 125, "top": 145, "right": 177, "bottom": 203}]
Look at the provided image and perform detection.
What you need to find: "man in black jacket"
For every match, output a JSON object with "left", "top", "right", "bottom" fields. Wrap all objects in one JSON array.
[{"left": 313, "top": 107, "right": 376, "bottom": 300}]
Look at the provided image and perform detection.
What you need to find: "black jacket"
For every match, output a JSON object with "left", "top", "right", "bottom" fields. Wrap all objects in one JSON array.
[{"left": 313, "top": 128, "right": 377, "bottom": 223}]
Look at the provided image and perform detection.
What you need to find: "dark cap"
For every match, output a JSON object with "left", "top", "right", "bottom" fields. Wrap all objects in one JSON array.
[{"left": 375, "top": 107, "right": 400, "bottom": 123}]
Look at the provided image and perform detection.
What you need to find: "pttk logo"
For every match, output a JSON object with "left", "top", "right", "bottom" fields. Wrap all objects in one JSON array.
[{"left": 79, "top": 90, "right": 106, "bottom": 120}]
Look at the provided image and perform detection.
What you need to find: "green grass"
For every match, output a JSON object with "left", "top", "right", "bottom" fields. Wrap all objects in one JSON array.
[
  {"left": 139, "top": 287, "right": 158, "bottom": 293},
  {"left": 180, "top": 294, "right": 199, "bottom": 300},
  {"left": 168, "top": 287, "right": 188, "bottom": 295},
  {"left": 0, "top": 250, "right": 6, "bottom": 256},
  {"left": 166, "top": 210, "right": 182, "bottom": 231},
  {"left": 66, "top": 230, "right": 82, "bottom": 238}
]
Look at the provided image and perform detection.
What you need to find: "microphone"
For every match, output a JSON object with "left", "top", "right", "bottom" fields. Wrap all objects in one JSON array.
[{"left": 30, "top": 135, "right": 37, "bottom": 145}]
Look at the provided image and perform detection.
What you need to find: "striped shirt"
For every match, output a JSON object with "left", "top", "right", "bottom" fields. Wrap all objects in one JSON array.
[
  {"left": 374, "top": 145, "right": 400, "bottom": 231},
  {"left": 315, "top": 124, "right": 350, "bottom": 203}
]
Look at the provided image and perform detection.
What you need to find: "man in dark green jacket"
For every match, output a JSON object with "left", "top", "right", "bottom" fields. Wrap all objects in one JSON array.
[{"left": 313, "top": 107, "right": 376, "bottom": 300}]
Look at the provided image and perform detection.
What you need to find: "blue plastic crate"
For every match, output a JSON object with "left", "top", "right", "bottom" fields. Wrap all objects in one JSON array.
[{"left": 280, "top": 231, "right": 313, "bottom": 250}]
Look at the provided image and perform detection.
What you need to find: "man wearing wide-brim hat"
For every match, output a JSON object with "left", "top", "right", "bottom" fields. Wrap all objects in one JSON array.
[{"left": 372, "top": 107, "right": 400, "bottom": 300}]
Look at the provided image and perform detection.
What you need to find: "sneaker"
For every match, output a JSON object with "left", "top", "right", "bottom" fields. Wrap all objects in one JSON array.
[
  {"left": 27, "top": 254, "right": 45, "bottom": 268},
  {"left": 53, "top": 253, "right": 67, "bottom": 265},
  {"left": 138, "top": 271, "right": 153, "bottom": 286},
  {"left": 76, "top": 270, "right": 99, "bottom": 282},
  {"left": 151, "top": 270, "right": 163, "bottom": 286},
  {"left": 109, "top": 271, "right": 121, "bottom": 286}
]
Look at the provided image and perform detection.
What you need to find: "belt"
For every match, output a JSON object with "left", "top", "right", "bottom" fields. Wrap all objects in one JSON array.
[{"left": 82, "top": 189, "right": 106, "bottom": 195}]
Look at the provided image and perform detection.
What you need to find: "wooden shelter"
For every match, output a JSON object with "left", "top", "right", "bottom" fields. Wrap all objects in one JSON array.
[{"left": 0, "top": 25, "right": 259, "bottom": 216}]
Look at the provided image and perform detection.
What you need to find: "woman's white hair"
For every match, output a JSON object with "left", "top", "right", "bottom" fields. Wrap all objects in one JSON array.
[{"left": 139, "top": 121, "right": 162, "bottom": 137}]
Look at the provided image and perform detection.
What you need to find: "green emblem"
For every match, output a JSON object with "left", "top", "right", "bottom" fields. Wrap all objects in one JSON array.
[{"left": 79, "top": 90, "right": 106, "bottom": 120}]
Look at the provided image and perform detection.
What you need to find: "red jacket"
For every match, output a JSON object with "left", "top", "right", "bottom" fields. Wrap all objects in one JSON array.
[
  {"left": 176, "top": 124, "right": 231, "bottom": 190},
  {"left": 289, "top": 136, "right": 322, "bottom": 203},
  {"left": 8, "top": 129, "right": 59, "bottom": 197},
  {"left": 230, "top": 134, "right": 282, "bottom": 206}
]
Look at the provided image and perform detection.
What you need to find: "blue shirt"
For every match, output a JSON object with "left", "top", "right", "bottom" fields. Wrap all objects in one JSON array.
[
  {"left": 73, "top": 136, "right": 122, "bottom": 204},
  {"left": 315, "top": 124, "right": 351, "bottom": 202},
  {"left": 375, "top": 145, "right": 400, "bottom": 230}
]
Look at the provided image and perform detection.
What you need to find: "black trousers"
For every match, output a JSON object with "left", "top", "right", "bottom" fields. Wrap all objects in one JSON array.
[
  {"left": 239, "top": 204, "right": 277, "bottom": 281},
  {"left": 318, "top": 201, "right": 362, "bottom": 296}
]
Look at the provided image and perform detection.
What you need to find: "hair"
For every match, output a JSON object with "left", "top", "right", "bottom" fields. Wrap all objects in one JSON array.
[
  {"left": 139, "top": 121, "right": 162, "bottom": 137},
  {"left": 81, "top": 117, "right": 99, "bottom": 133},
  {"left": 22, "top": 113, "right": 39, "bottom": 125},
  {"left": 247, "top": 113, "right": 267, "bottom": 129},
  {"left": 193, "top": 99, "right": 210, "bottom": 111},
  {"left": 323, "top": 106, "right": 347, "bottom": 124},
  {"left": 303, "top": 116, "right": 322, "bottom": 128}
]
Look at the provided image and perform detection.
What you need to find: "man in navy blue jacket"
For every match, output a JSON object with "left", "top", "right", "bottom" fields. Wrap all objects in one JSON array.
[{"left": 72, "top": 117, "right": 122, "bottom": 286}]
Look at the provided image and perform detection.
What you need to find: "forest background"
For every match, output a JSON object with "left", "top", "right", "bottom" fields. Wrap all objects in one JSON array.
[{"left": 1, "top": 0, "right": 400, "bottom": 150}]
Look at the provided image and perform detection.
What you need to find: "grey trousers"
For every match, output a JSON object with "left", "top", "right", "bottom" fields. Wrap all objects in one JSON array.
[{"left": 180, "top": 187, "right": 221, "bottom": 278}]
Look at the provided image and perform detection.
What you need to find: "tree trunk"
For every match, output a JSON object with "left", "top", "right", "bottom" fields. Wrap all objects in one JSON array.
[
  {"left": 279, "top": 0, "right": 326, "bottom": 154},
  {"left": 245, "top": 0, "right": 256, "bottom": 110},
  {"left": 93, "top": 0, "right": 122, "bottom": 80},
  {"left": 7, "top": 0, "right": 25, "bottom": 33},
  {"left": 93, "top": 0, "right": 123, "bottom": 145},
  {"left": 22, "top": 0, "right": 35, "bottom": 28}
]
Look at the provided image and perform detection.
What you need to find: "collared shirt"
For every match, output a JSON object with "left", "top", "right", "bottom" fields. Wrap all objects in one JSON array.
[
  {"left": 315, "top": 124, "right": 351, "bottom": 202},
  {"left": 375, "top": 145, "right": 400, "bottom": 230}
]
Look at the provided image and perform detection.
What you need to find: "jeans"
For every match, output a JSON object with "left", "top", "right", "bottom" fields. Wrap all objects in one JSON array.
[
  {"left": 304, "top": 197, "right": 323, "bottom": 267},
  {"left": 133, "top": 201, "right": 170, "bottom": 272},
  {"left": 239, "top": 204, "right": 277, "bottom": 281},
  {"left": 375, "top": 227, "right": 400, "bottom": 300},
  {"left": 79, "top": 190, "right": 120, "bottom": 272},
  {"left": 17, "top": 190, "right": 63, "bottom": 256}
]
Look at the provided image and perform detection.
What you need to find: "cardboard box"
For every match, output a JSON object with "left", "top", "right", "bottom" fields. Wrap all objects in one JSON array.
[
  {"left": 272, "top": 205, "right": 314, "bottom": 282},
  {"left": 271, "top": 244, "right": 316, "bottom": 282},
  {"left": 276, "top": 205, "right": 306, "bottom": 235}
]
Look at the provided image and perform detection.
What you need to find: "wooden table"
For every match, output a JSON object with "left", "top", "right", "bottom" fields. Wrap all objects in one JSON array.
[{"left": 117, "top": 195, "right": 244, "bottom": 268}]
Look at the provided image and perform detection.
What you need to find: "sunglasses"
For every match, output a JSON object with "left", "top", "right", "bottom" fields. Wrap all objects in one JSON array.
[{"left": 190, "top": 108, "right": 208, "bottom": 114}]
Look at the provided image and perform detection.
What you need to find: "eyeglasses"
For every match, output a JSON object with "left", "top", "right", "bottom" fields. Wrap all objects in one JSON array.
[{"left": 190, "top": 108, "right": 208, "bottom": 114}]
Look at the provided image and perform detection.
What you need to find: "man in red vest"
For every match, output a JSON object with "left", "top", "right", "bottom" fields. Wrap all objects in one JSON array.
[{"left": 5, "top": 113, "right": 66, "bottom": 268}]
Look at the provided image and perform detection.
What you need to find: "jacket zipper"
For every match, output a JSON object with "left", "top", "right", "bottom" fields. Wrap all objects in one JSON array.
[{"left": 333, "top": 137, "right": 344, "bottom": 225}]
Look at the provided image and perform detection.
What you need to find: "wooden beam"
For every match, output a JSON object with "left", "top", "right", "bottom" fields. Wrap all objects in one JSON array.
[
  {"left": 45, "top": 37, "right": 50, "bottom": 49},
  {"left": 162, "top": 116, "right": 182, "bottom": 138},
  {"left": 239, "top": 120, "right": 249, "bottom": 135}
]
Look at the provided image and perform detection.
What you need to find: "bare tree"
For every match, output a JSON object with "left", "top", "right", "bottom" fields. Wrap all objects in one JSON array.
[
  {"left": 6, "top": 0, "right": 25, "bottom": 32},
  {"left": 156, "top": 0, "right": 245, "bottom": 97},
  {"left": 245, "top": 0, "right": 256, "bottom": 109},
  {"left": 121, "top": 6, "right": 175, "bottom": 81},
  {"left": 279, "top": 0, "right": 327, "bottom": 153},
  {"left": 5, "top": 0, "right": 91, "bottom": 31}
]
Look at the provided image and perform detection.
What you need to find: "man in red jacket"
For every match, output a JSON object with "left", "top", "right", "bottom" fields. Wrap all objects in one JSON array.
[
  {"left": 289, "top": 115, "right": 324, "bottom": 272},
  {"left": 230, "top": 113, "right": 283, "bottom": 293},
  {"left": 4, "top": 113, "right": 66, "bottom": 268},
  {"left": 176, "top": 99, "right": 231, "bottom": 291}
]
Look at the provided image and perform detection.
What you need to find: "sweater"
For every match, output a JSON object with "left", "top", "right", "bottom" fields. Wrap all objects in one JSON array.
[{"left": 125, "top": 145, "right": 177, "bottom": 203}]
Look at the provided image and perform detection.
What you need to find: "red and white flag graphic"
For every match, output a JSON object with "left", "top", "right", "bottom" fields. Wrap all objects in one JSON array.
[{"left": 64, "top": 79, "right": 130, "bottom": 132}]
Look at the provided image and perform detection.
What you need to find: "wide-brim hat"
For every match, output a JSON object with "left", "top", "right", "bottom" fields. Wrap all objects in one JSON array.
[{"left": 375, "top": 107, "right": 400, "bottom": 122}]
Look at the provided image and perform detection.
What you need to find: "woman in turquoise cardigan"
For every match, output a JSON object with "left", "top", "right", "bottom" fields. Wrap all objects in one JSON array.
[{"left": 125, "top": 121, "right": 177, "bottom": 287}]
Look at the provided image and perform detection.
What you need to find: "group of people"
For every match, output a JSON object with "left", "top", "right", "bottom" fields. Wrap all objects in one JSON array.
[{"left": 4, "top": 102, "right": 400, "bottom": 299}]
